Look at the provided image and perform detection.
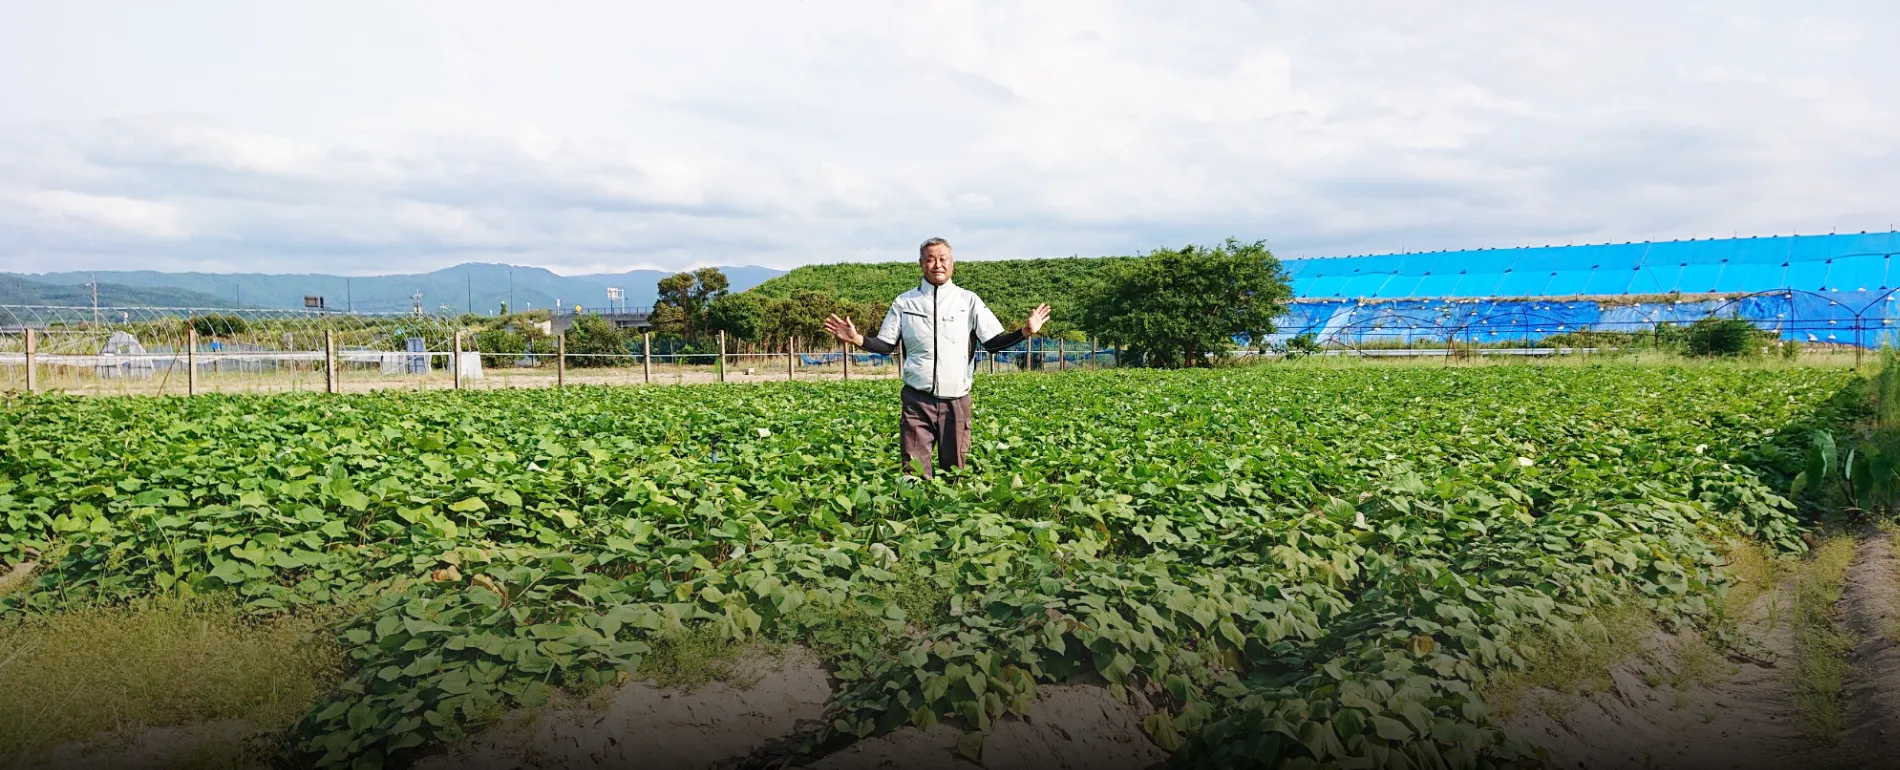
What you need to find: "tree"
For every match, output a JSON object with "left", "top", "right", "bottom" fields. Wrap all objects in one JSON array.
[
  {"left": 1080, "top": 239, "right": 1292, "bottom": 368},
  {"left": 654, "top": 267, "right": 731, "bottom": 340},
  {"left": 706, "top": 292, "right": 767, "bottom": 343},
  {"left": 648, "top": 303, "right": 689, "bottom": 337}
]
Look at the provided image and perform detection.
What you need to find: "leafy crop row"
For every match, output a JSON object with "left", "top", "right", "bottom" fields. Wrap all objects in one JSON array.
[{"left": 0, "top": 365, "right": 1857, "bottom": 769}]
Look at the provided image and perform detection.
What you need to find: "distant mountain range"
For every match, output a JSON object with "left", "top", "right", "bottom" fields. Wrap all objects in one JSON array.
[
  {"left": 3, "top": 263, "right": 785, "bottom": 312},
  {"left": 0, "top": 274, "right": 231, "bottom": 307}
]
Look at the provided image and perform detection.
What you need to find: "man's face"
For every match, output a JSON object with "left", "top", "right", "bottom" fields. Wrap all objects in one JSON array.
[{"left": 921, "top": 244, "right": 953, "bottom": 285}]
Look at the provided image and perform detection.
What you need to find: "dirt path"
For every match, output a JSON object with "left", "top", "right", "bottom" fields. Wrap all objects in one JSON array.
[
  {"left": 1496, "top": 583, "right": 1829, "bottom": 769},
  {"left": 1838, "top": 530, "right": 1900, "bottom": 768},
  {"left": 806, "top": 686, "right": 1167, "bottom": 770},
  {"left": 1498, "top": 532, "right": 1900, "bottom": 769},
  {"left": 411, "top": 647, "right": 1165, "bottom": 770}
]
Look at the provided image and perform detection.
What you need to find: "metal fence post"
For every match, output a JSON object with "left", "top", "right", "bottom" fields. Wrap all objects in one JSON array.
[
  {"left": 1058, "top": 338, "right": 1065, "bottom": 372},
  {"left": 23, "top": 328, "right": 36, "bottom": 394},
  {"left": 557, "top": 333, "right": 566, "bottom": 387},
  {"left": 787, "top": 338, "right": 795, "bottom": 381},
  {"left": 841, "top": 341, "right": 850, "bottom": 381},
  {"left": 643, "top": 332, "right": 652, "bottom": 385},
  {"left": 452, "top": 331, "right": 463, "bottom": 390},
  {"left": 718, "top": 331, "right": 727, "bottom": 383}
]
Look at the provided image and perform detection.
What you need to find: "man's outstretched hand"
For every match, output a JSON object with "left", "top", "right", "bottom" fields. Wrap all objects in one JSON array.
[
  {"left": 824, "top": 314, "right": 864, "bottom": 347},
  {"left": 1024, "top": 303, "right": 1052, "bottom": 335}
]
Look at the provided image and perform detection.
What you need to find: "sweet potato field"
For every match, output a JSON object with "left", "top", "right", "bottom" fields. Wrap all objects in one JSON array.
[{"left": 0, "top": 365, "right": 1859, "bottom": 768}]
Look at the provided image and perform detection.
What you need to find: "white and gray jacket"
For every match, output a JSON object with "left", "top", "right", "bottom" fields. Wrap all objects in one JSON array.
[{"left": 860, "top": 280, "right": 1025, "bottom": 400}]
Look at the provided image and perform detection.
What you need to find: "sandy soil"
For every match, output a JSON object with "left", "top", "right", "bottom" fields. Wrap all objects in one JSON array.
[
  {"left": 808, "top": 686, "right": 1168, "bottom": 770},
  {"left": 1496, "top": 608, "right": 1829, "bottom": 770},
  {"left": 416, "top": 648, "right": 1167, "bottom": 770},
  {"left": 1498, "top": 532, "right": 1900, "bottom": 770},
  {"left": 1838, "top": 531, "right": 1900, "bottom": 768},
  {"left": 0, "top": 559, "right": 35, "bottom": 595},
  {"left": 413, "top": 648, "right": 833, "bottom": 770},
  {"left": 26, "top": 719, "right": 266, "bottom": 770}
]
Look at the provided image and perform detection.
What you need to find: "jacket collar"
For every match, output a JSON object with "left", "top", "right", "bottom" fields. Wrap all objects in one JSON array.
[{"left": 920, "top": 278, "right": 957, "bottom": 294}]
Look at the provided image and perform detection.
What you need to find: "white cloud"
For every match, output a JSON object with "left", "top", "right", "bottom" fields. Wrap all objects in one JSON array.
[
  {"left": 2, "top": 187, "right": 188, "bottom": 239},
  {"left": 0, "top": 0, "right": 1896, "bottom": 274}
]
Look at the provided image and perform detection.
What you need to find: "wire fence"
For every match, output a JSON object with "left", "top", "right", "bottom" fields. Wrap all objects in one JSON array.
[
  {"left": 0, "top": 305, "right": 1119, "bottom": 397},
  {"left": 7, "top": 290, "right": 1885, "bottom": 396}
]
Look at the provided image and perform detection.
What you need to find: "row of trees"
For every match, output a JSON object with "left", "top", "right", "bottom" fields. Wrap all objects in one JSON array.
[
  {"left": 644, "top": 242, "right": 1294, "bottom": 368},
  {"left": 446, "top": 242, "right": 1302, "bottom": 370}
]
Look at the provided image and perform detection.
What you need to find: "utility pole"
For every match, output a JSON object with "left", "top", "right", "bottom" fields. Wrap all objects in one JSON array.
[
  {"left": 346, "top": 278, "right": 353, "bottom": 313},
  {"left": 509, "top": 269, "right": 515, "bottom": 316},
  {"left": 89, "top": 273, "right": 100, "bottom": 325},
  {"left": 412, "top": 290, "right": 424, "bottom": 318},
  {"left": 466, "top": 273, "right": 473, "bottom": 314}
]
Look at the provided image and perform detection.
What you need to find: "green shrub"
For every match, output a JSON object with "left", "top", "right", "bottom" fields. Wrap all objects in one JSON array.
[
  {"left": 1681, "top": 317, "right": 1771, "bottom": 358},
  {"left": 189, "top": 313, "right": 249, "bottom": 338},
  {"left": 1270, "top": 332, "right": 1323, "bottom": 359},
  {"left": 563, "top": 315, "right": 629, "bottom": 367},
  {"left": 474, "top": 325, "right": 555, "bottom": 368}
]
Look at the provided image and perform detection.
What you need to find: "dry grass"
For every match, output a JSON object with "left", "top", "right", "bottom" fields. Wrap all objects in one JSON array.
[
  {"left": 0, "top": 595, "right": 345, "bottom": 767},
  {"left": 1478, "top": 598, "right": 1657, "bottom": 722},
  {"left": 1791, "top": 535, "right": 1859, "bottom": 742}
]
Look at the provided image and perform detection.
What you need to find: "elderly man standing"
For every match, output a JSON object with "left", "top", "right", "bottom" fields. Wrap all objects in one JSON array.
[{"left": 824, "top": 237, "right": 1051, "bottom": 478}]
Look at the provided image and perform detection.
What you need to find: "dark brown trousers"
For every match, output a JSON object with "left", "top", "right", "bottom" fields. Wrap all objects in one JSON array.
[{"left": 900, "top": 385, "right": 972, "bottom": 478}]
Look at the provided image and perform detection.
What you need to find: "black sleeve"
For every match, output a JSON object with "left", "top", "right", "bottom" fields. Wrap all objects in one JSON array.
[
  {"left": 980, "top": 329, "right": 1025, "bottom": 353},
  {"left": 859, "top": 336, "right": 896, "bottom": 355}
]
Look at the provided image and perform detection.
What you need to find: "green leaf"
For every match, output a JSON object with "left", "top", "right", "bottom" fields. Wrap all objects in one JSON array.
[
  {"left": 1372, "top": 715, "right": 1412, "bottom": 741},
  {"left": 956, "top": 731, "right": 985, "bottom": 763}
]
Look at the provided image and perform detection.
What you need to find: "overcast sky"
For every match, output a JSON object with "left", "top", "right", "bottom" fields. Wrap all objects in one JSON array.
[{"left": 1, "top": 1, "right": 1895, "bottom": 276}]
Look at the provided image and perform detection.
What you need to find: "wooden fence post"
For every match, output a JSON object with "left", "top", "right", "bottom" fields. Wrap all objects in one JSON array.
[
  {"left": 718, "top": 331, "right": 727, "bottom": 383},
  {"left": 1058, "top": 338, "right": 1065, "bottom": 372},
  {"left": 841, "top": 341, "right": 849, "bottom": 381},
  {"left": 642, "top": 332, "right": 651, "bottom": 385},
  {"left": 185, "top": 329, "right": 196, "bottom": 395},
  {"left": 23, "top": 328, "right": 37, "bottom": 394},
  {"left": 787, "top": 338, "right": 795, "bottom": 381},
  {"left": 556, "top": 333, "right": 566, "bottom": 388},
  {"left": 452, "top": 331, "right": 463, "bottom": 390},
  {"left": 324, "top": 330, "right": 338, "bottom": 394}
]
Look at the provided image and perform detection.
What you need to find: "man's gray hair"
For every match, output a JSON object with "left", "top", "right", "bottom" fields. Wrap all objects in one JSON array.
[{"left": 919, "top": 237, "right": 951, "bottom": 258}]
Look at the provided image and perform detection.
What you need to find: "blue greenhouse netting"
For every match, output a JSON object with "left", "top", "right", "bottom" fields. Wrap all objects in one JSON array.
[
  {"left": 1252, "top": 232, "right": 1900, "bottom": 348},
  {"left": 1284, "top": 232, "right": 1900, "bottom": 299},
  {"left": 1246, "top": 290, "right": 1900, "bottom": 349}
]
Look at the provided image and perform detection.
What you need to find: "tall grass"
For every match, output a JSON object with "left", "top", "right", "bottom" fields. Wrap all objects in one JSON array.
[{"left": 0, "top": 596, "right": 344, "bottom": 766}]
